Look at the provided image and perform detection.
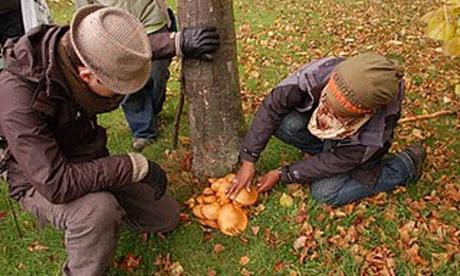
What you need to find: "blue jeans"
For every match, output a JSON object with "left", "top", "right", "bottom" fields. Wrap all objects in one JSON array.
[
  {"left": 122, "top": 58, "right": 171, "bottom": 139},
  {"left": 274, "top": 111, "right": 417, "bottom": 206}
]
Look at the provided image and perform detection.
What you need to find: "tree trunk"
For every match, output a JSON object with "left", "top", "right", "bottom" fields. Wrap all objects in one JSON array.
[{"left": 179, "top": 0, "right": 244, "bottom": 178}]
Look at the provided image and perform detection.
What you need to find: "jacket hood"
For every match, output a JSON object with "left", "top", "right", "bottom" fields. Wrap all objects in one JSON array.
[{"left": 2, "top": 25, "right": 69, "bottom": 97}]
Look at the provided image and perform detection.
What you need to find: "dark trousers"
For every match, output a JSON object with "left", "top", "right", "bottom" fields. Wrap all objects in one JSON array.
[
  {"left": 0, "top": 9, "right": 24, "bottom": 46},
  {"left": 20, "top": 183, "right": 180, "bottom": 276}
]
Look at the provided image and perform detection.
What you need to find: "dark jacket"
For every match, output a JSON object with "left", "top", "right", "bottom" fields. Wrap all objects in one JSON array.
[
  {"left": 0, "top": 25, "right": 134, "bottom": 203},
  {"left": 240, "top": 57, "right": 404, "bottom": 185},
  {"left": 0, "top": 0, "right": 20, "bottom": 14}
]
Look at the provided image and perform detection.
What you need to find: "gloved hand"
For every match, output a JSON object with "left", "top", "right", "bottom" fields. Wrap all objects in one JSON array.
[
  {"left": 179, "top": 27, "right": 220, "bottom": 60},
  {"left": 141, "top": 161, "right": 168, "bottom": 200}
]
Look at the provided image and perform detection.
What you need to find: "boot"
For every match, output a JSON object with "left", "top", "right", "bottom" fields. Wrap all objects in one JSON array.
[{"left": 403, "top": 143, "right": 426, "bottom": 180}]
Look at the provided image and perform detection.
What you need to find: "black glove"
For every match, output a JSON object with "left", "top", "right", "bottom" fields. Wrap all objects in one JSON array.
[
  {"left": 180, "top": 27, "right": 220, "bottom": 60},
  {"left": 142, "top": 161, "right": 168, "bottom": 200}
]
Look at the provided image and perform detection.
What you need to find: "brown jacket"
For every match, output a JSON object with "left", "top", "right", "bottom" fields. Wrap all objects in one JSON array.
[{"left": 0, "top": 25, "right": 134, "bottom": 203}]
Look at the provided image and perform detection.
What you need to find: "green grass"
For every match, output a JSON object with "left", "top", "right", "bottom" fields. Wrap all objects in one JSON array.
[{"left": 0, "top": 0, "right": 459, "bottom": 275}]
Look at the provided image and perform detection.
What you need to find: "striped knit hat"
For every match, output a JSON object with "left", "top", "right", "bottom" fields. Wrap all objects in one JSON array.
[{"left": 324, "top": 53, "right": 403, "bottom": 117}]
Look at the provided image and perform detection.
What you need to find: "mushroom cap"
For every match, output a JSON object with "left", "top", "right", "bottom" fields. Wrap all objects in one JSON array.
[
  {"left": 224, "top": 173, "right": 236, "bottom": 182},
  {"left": 201, "top": 202, "right": 220, "bottom": 220},
  {"left": 203, "top": 187, "right": 215, "bottom": 195},
  {"left": 198, "top": 218, "right": 219, "bottom": 229},
  {"left": 192, "top": 205, "right": 205, "bottom": 219},
  {"left": 217, "top": 204, "right": 248, "bottom": 236},
  {"left": 234, "top": 188, "right": 258, "bottom": 206},
  {"left": 196, "top": 195, "right": 205, "bottom": 204},
  {"left": 203, "top": 195, "right": 217, "bottom": 204}
]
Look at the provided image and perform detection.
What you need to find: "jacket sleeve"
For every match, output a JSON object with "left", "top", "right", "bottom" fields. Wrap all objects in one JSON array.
[
  {"left": 148, "top": 31, "right": 176, "bottom": 60},
  {"left": 280, "top": 145, "right": 368, "bottom": 184},
  {"left": 0, "top": 80, "right": 134, "bottom": 204},
  {"left": 239, "top": 84, "right": 305, "bottom": 162}
]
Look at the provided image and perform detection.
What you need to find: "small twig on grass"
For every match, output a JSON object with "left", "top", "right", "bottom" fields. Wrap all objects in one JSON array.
[
  {"left": 399, "top": 110, "right": 456, "bottom": 123},
  {"left": 173, "top": 72, "right": 186, "bottom": 148},
  {"left": 7, "top": 197, "right": 23, "bottom": 238}
]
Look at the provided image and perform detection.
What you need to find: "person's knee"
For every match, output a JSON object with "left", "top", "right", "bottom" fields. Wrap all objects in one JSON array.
[
  {"left": 310, "top": 183, "right": 344, "bottom": 207},
  {"left": 278, "top": 112, "right": 306, "bottom": 135},
  {"left": 70, "top": 193, "right": 125, "bottom": 230},
  {"left": 157, "top": 196, "right": 180, "bottom": 233}
]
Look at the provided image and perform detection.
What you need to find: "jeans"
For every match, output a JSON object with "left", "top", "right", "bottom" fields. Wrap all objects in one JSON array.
[
  {"left": 274, "top": 111, "right": 417, "bottom": 206},
  {"left": 122, "top": 57, "right": 171, "bottom": 139}
]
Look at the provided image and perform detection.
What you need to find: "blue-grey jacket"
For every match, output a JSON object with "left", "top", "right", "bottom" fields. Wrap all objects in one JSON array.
[{"left": 239, "top": 57, "right": 404, "bottom": 185}]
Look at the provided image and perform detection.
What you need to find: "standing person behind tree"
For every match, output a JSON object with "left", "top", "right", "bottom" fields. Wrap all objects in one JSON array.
[
  {"left": 0, "top": 6, "right": 180, "bottom": 275},
  {"left": 76, "top": 0, "right": 221, "bottom": 150},
  {"left": 227, "top": 53, "right": 427, "bottom": 207},
  {"left": 0, "top": 0, "right": 24, "bottom": 47}
]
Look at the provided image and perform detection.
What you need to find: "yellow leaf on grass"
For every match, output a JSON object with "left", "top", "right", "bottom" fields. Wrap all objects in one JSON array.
[
  {"left": 455, "top": 84, "right": 460, "bottom": 97},
  {"left": 170, "top": 262, "right": 184, "bottom": 276},
  {"left": 425, "top": 8, "right": 456, "bottom": 41},
  {"left": 443, "top": 37, "right": 460, "bottom": 55},
  {"left": 27, "top": 241, "right": 48, "bottom": 252},
  {"left": 279, "top": 193, "right": 294, "bottom": 207}
]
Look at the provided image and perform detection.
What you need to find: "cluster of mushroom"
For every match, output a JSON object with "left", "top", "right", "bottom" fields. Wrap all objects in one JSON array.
[{"left": 186, "top": 174, "right": 258, "bottom": 236}]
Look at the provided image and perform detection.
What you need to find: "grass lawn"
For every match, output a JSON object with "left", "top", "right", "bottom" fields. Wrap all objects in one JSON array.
[{"left": 0, "top": 0, "right": 459, "bottom": 275}]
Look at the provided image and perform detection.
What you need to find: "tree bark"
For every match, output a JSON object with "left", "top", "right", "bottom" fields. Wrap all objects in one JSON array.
[{"left": 179, "top": 0, "right": 244, "bottom": 178}]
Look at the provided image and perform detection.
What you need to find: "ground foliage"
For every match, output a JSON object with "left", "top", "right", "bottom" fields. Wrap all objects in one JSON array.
[{"left": 0, "top": 0, "right": 459, "bottom": 275}]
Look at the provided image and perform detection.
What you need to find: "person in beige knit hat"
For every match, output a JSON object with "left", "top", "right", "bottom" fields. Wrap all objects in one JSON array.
[
  {"left": 227, "top": 53, "right": 426, "bottom": 207},
  {"left": 0, "top": 5, "right": 180, "bottom": 275}
]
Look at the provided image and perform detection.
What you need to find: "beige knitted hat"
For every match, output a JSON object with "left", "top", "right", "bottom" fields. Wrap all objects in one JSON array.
[{"left": 70, "top": 5, "right": 152, "bottom": 95}]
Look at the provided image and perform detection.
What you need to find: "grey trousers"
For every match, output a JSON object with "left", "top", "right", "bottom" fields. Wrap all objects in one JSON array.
[{"left": 20, "top": 183, "right": 180, "bottom": 276}]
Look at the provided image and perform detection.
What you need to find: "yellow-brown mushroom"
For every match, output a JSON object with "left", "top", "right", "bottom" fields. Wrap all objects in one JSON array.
[
  {"left": 201, "top": 202, "right": 220, "bottom": 220},
  {"left": 234, "top": 188, "right": 258, "bottom": 206},
  {"left": 217, "top": 204, "right": 248, "bottom": 236}
]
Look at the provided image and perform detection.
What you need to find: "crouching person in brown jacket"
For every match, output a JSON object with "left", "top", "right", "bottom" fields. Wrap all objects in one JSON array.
[
  {"left": 0, "top": 5, "right": 179, "bottom": 275},
  {"left": 227, "top": 53, "right": 426, "bottom": 207}
]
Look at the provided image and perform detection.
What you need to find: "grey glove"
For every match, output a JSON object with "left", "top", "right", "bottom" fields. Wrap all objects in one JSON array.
[{"left": 178, "top": 27, "right": 220, "bottom": 60}]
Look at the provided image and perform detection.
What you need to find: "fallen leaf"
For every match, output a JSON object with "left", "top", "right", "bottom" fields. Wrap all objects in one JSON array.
[
  {"left": 0, "top": 211, "right": 6, "bottom": 220},
  {"left": 213, "top": 244, "right": 224, "bottom": 254},
  {"left": 254, "top": 203, "right": 266, "bottom": 215},
  {"left": 27, "top": 241, "right": 49, "bottom": 252},
  {"left": 207, "top": 268, "right": 217, "bottom": 276},
  {"left": 118, "top": 253, "right": 141, "bottom": 272},
  {"left": 170, "top": 261, "right": 184, "bottom": 276},
  {"left": 203, "top": 231, "right": 214, "bottom": 241},
  {"left": 239, "top": 255, "right": 250, "bottom": 266},
  {"left": 293, "top": 236, "right": 307, "bottom": 251},
  {"left": 179, "top": 212, "right": 190, "bottom": 222},
  {"left": 286, "top": 184, "right": 302, "bottom": 195},
  {"left": 240, "top": 268, "right": 253, "bottom": 276},
  {"left": 279, "top": 193, "right": 294, "bottom": 207},
  {"left": 251, "top": 226, "right": 260, "bottom": 236},
  {"left": 406, "top": 244, "right": 429, "bottom": 266},
  {"left": 139, "top": 232, "right": 149, "bottom": 242},
  {"left": 361, "top": 246, "right": 396, "bottom": 276},
  {"left": 273, "top": 260, "right": 285, "bottom": 272}
]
